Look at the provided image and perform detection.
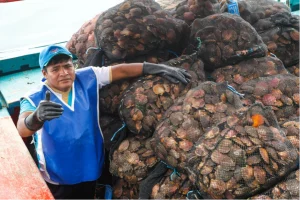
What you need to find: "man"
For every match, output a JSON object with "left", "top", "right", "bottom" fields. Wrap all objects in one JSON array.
[{"left": 17, "top": 45, "right": 191, "bottom": 199}]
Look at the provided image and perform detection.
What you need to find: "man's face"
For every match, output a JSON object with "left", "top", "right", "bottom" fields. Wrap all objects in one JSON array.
[{"left": 42, "top": 59, "right": 75, "bottom": 92}]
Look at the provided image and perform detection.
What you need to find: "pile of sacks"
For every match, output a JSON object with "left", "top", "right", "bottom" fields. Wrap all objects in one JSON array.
[{"left": 66, "top": 0, "right": 299, "bottom": 199}]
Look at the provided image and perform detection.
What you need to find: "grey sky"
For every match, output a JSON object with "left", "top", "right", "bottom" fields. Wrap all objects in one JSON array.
[{"left": 0, "top": 0, "right": 124, "bottom": 52}]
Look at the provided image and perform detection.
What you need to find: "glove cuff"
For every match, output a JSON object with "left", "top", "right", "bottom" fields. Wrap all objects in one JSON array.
[
  {"left": 142, "top": 61, "right": 148, "bottom": 75},
  {"left": 24, "top": 114, "right": 44, "bottom": 132}
]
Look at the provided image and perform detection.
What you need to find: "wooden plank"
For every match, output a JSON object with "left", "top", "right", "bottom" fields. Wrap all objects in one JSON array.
[{"left": 0, "top": 115, "right": 53, "bottom": 199}]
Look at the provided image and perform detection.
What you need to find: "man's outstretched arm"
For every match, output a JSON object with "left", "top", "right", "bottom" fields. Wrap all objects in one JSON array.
[{"left": 111, "top": 62, "right": 191, "bottom": 84}]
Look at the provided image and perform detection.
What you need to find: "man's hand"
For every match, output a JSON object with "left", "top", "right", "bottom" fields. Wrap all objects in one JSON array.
[
  {"left": 24, "top": 91, "right": 63, "bottom": 131},
  {"left": 142, "top": 62, "right": 192, "bottom": 84}
]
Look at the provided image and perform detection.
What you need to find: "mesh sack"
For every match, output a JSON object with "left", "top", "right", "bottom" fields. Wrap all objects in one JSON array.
[
  {"left": 112, "top": 178, "right": 139, "bottom": 199},
  {"left": 187, "top": 103, "right": 299, "bottom": 199},
  {"left": 256, "top": 12, "right": 299, "bottom": 67},
  {"left": 99, "top": 79, "right": 137, "bottom": 115},
  {"left": 155, "top": 0, "right": 185, "bottom": 12},
  {"left": 113, "top": 170, "right": 196, "bottom": 200},
  {"left": 211, "top": 56, "right": 289, "bottom": 89},
  {"left": 239, "top": 74, "right": 299, "bottom": 122},
  {"left": 189, "top": 13, "right": 268, "bottom": 70},
  {"left": 109, "top": 136, "right": 158, "bottom": 184},
  {"left": 287, "top": 62, "right": 299, "bottom": 77},
  {"left": 66, "top": 14, "right": 100, "bottom": 67},
  {"left": 280, "top": 118, "right": 300, "bottom": 154},
  {"left": 94, "top": 0, "right": 189, "bottom": 61},
  {"left": 150, "top": 169, "right": 195, "bottom": 199},
  {"left": 233, "top": 0, "right": 290, "bottom": 25},
  {"left": 173, "top": 0, "right": 222, "bottom": 25},
  {"left": 151, "top": 81, "right": 245, "bottom": 171},
  {"left": 99, "top": 50, "right": 172, "bottom": 116},
  {"left": 105, "top": 49, "right": 171, "bottom": 66},
  {"left": 250, "top": 169, "right": 299, "bottom": 199},
  {"left": 119, "top": 53, "right": 206, "bottom": 138},
  {"left": 99, "top": 115, "right": 124, "bottom": 151}
]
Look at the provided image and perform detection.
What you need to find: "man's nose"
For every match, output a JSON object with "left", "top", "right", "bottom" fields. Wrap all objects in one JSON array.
[{"left": 60, "top": 67, "right": 69, "bottom": 75}]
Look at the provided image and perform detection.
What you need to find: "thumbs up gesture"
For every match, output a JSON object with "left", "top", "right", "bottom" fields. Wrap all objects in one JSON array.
[
  {"left": 24, "top": 91, "right": 63, "bottom": 131},
  {"left": 36, "top": 90, "right": 64, "bottom": 122}
]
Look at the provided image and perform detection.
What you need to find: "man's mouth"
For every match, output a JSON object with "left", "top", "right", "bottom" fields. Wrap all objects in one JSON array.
[{"left": 60, "top": 79, "right": 71, "bottom": 82}]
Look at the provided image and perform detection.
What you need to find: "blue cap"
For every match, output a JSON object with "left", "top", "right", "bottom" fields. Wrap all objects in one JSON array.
[{"left": 39, "top": 45, "right": 73, "bottom": 69}]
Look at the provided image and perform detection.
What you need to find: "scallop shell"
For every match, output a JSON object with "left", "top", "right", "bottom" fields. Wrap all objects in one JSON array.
[{"left": 259, "top": 147, "right": 270, "bottom": 164}]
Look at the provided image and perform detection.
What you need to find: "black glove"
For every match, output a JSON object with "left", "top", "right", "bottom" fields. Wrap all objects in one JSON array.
[
  {"left": 142, "top": 62, "right": 192, "bottom": 84},
  {"left": 24, "top": 91, "right": 63, "bottom": 131}
]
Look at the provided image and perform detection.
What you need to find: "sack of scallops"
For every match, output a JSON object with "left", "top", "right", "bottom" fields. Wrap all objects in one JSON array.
[
  {"left": 189, "top": 13, "right": 267, "bottom": 70},
  {"left": 155, "top": 0, "right": 185, "bottom": 12},
  {"left": 226, "top": 0, "right": 290, "bottom": 25},
  {"left": 109, "top": 136, "right": 158, "bottom": 184},
  {"left": 211, "top": 56, "right": 289, "bottom": 89},
  {"left": 119, "top": 53, "right": 206, "bottom": 138},
  {"left": 280, "top": 117, "right": 299, "bottom": 154},
  {"left": 250, "top": 169, "right": 299, "bottom": 199},
  {"left": 186, "top": 103, "right": 298, "bottom": 199},
  {"left": 239, "top": 74, "right": 299, "bottom": 122},
  {"left": 255, "top": 13, "right": 299, "bottom": 67},
  {"left": 287, "top": 63, "right": 299, "bottom": 76},
  {"left": 112, "top": 178, "right": 139, "bottom": 199},
  {"left": 150, "top": 170, "right": 195, "bottom": 199},
  {"left": 99, "top": 50, "right": 173, "bottom": 116},
  {"left": 66, "top": 14, "right": 100, "bottom": 67},
  {"left": 152, "top": 81, "right": 246, "bottom": 172},
  {"left": 173, "top": 0, "right": 222, "bottom": 25},
  {"left": 94, "top": 0, "right": 189, "bottom": 61}
]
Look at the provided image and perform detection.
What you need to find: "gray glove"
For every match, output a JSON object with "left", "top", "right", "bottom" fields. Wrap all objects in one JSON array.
[
  {"left": 142, "top": 62, "right": 192, "bottom": 84},
  {"left": 25, "top": 91, "right": 63, "bottom": 131}
]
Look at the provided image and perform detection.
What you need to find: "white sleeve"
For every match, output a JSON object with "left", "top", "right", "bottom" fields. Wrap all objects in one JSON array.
[{"left": 91, "top": 66, "right": 112, "bottom": 89}]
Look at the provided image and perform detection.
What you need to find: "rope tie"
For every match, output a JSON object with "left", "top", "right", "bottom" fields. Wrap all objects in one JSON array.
[
  {"left": 227, "top": 84, "right": 245, "bottom": 98},
  {"left": 85, "top": 47, "right": 101, "bottom": 54},
  {"left": 186, "top": 190, "right": 202, "bottom": 199},
  {"left": 196, "top": 37, "right": 202, "bottom": 49},
  {"left": 110, "top": 123, "right": 126, "bottom": 141},
  {"left": 167, "top": 50, "right": 179, "bottom": 58},
  {"left": 160, "top": 161, "right": 180, "bottom": 181}
]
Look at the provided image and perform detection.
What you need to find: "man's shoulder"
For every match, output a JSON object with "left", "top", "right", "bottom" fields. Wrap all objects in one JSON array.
[{"left": 25, "top": 83, "right": 45, "bottom": 97}]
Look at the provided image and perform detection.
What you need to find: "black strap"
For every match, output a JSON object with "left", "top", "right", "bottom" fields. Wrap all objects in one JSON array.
[
  {"left": 83, "top": 48, "right": 105, "bottom": 67},
  {"left": 138, "top": 162, "right": 168, "bottom": 199}
]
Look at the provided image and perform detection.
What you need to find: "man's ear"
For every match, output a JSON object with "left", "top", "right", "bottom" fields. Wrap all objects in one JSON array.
[{"left": 42, "top": 69, "right": 47, "bottom": 78}]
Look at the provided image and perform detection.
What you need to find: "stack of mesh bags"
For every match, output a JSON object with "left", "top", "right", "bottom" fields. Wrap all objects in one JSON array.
[
  {"left": 223, "top": 0, "right": 299, "bottom": 67},
  {"left": 152, "top": 81, "right": 299, "bottom": 199}
]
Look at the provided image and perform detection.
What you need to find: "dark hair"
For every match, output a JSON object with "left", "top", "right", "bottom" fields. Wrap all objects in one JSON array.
[{"left": 44, "top": 54, "right": 72, "bottom": 71}]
